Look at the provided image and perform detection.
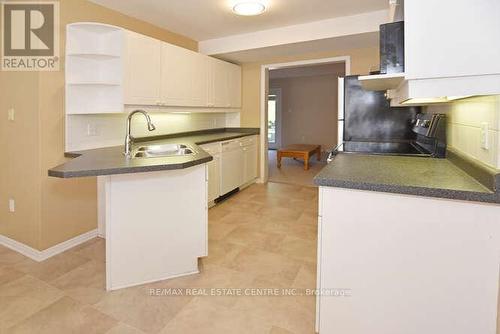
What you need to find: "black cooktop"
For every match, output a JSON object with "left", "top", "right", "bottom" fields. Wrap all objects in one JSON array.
[{"left": 341, "top": 141, "right": 430, "bottom": 156}]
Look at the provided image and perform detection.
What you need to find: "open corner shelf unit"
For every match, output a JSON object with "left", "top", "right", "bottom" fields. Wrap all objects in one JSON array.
[{"left": 65, "top": 23, "right": 124, "bottom": 115}]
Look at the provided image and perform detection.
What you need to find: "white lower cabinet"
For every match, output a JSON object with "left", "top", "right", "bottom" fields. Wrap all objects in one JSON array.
[
  {"left": 201, "top": 135, "right": 258, "bottom": 204},
  {"left": 206, "top": 154, "right": 221, "bottom": 203},
  {"left": 200, "top": 142, "right": 222, "bottom": 203},
  {"left": 317, "top": 186, "right": 500, "bottom": 334},
  {"left": 242, "top": 138, "right": 258, "bottom": 184}
]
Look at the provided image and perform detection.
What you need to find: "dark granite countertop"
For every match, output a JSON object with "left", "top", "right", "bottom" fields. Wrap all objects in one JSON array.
[
  {"left": 314, "top": 153, "right": 500, "bottom": 204},
  {"left": 49, "top": 128, "right": 259, "bottom": 178}
]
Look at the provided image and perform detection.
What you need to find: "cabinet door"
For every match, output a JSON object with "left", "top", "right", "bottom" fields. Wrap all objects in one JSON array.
[
  {"left": 220, "top": 141, "right": 244, "bottom": 195},
  {"left": 243, "top": 144, "right": 258, "bottom": 184},
  {"left": 207, "top": 154, "right": 220, "bottom": 202},
  {"left": 161, "top": 43, "right": 209, "bottom": 107},
  {"left": 228, "top": 63, "right": 242, "bottom": 108},
  {"left": 124, "top": 32, "right": 161, "bottom": 105},
  {"left": 405, "top": 0, "right": 500, "bottom": 80},
  {"left": 210, "top": 58, "right": 230, "bottom": 108},
  {"left": 208, "top": 58, "right": 242, "bottom": 108}
]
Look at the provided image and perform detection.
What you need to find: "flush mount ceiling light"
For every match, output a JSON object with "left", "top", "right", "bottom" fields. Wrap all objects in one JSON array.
[{"left": 232, "top": 1, "right": 266, "bottom": 16}]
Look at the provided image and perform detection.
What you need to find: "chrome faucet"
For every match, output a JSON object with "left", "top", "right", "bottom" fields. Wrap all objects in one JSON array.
[{"left": 124, "top": 110, "right": 156, "bottom": 157}]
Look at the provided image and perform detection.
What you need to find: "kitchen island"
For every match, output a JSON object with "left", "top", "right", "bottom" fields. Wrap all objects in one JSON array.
[
  {"left": 314, "top": 152, "right": 500, "bottom": 334},
  {"left": 49, "top": 128, "right": 259, "bottom": 290}
]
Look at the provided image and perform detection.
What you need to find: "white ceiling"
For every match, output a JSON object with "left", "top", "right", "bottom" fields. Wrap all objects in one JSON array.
[
  {"left": 218, "top": 31, "right": 379, "bottom": 64},
  {"left": 89, "top": 0, "right": 388, "bottom": 41}
]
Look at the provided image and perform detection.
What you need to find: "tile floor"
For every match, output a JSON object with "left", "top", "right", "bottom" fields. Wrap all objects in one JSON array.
[
  {"left": 0, "top": 182, "right": 318, "bottom": 334},
  {"left": 268, "top": 150, "right": 326, "bottom": 187}
]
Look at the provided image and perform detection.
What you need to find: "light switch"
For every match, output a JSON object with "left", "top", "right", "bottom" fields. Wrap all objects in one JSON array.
[
  {"left": 8, "top": 199, "right": 15, "bottom": 213},
  {"left": 7, "top": 108, "right": 15, "bottom": 121},
  {"left": 87, "top": 123, "right": 99, "bottom": 136},
  {"left": 480, "top": 122, "right": 489, "bottom": 150}
]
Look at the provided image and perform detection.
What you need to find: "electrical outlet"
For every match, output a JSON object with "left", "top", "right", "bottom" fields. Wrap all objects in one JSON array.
[
  {"left": 7, "top": 108, "right": 15, "bottom": 121},
  {"left": 87, "top": 123, "right": 99, "bottom": 137},
  {"left": 480, "top": 122, "right": 489, "bottom": 150},
  {"left": 8, "top": 199, "right": 15, "bottom": 213}
]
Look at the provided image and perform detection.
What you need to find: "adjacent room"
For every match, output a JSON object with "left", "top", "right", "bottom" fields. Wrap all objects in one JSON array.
[
  {"left": 1, "top": 1, "right": 499, "bottom": 333},
  {"left": 267, "top": 62, "right": 346, "bottom": 187}
]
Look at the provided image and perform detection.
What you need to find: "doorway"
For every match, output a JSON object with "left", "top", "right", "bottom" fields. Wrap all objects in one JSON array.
[{"left": 259, "top": 56, "right": 351, "bottom": 185}]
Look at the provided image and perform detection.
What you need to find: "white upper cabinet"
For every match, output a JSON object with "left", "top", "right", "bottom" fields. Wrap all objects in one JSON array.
[
  {"left": 161, "top": 43, "right": 209, "bottom": 107},
  {"left": 68, "top": 23, "right": 242, "bottom": 112},
  {"left": 208, "top": 58, "right": 242, "bottom": 108},
  {"left": 390, "top": 0, "right": 500, "bottom": 102},
  {"left": 124, "top": 31, "right": 162, "bottom": 106},
  {"left": 209, "top": 58, "right": 229, "bottom": 107},
  {"left": 405, "top": 0, "right": 500, "bottom": 80},
  {"left": 124, "top": 30, "right": 241, "bottom": 109},
  {"left": 228, "top": 62, "right": 242, "bottom": 108}
]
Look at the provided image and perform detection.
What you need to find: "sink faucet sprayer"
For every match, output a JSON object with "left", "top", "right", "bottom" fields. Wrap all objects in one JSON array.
[{"left": 124, "top": 110, "right": 156, "bottom": 157}]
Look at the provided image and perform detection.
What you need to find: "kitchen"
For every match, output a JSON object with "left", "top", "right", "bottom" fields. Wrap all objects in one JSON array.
[{"left": 1, "top": 0, "right": 500, "bottom": 333}]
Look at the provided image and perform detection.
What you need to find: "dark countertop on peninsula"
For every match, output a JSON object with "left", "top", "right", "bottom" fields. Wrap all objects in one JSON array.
[
  {"left": 49, "top": 128, "right": 259, "bottom": 178},
  {"left": 313, "top": 153, "right": 500, "bottom": 204}
]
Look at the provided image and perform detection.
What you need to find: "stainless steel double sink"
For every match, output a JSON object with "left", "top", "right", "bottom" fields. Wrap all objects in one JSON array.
[{"left": 132, "top": 144, "right": 195, "bottom": 158}]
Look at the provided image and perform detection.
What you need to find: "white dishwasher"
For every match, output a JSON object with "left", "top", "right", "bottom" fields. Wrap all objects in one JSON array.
[{"left": 220, "top": 139, "right": 244, "bottom": 195}]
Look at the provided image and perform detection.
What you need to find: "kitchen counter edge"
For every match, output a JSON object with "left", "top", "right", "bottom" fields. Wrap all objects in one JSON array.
[
  {"left": 48, "top": 128, "right": 259, "bottom": 178},
  {"left": 314, "top": 153, "right": 500, "bottom": 204}
]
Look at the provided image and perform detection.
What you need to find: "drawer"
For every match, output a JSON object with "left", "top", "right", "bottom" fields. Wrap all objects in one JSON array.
[
  {"left": 221, "top": 139, "right": 241, "bottom": 152},
  {"left": 200, "top": 142, "right": 221, "bottom": 154},
  {"left": 239, "top": 135, "right": 257, "bottom": 147}
]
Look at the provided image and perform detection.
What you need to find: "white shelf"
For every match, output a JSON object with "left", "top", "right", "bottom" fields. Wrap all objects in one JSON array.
[
  {"left": 65, "top": 23, "right": 124, "bottom": 117},
  {"left": 66, "top": 23, "right": 123, "bottom": 58},
  {"left": 67, "top": 53, "right": 120, "bottom": 59},
  {"left": 67, "top": 82, "right": 121, "bottom": 86},
  {"left": 359, "top": 73, "right": 405, "bottom": 91}
]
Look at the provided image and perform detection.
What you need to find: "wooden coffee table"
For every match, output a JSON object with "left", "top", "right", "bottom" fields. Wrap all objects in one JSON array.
[{"left": 277, "top": 144, "right": 321, "bottom": 170}]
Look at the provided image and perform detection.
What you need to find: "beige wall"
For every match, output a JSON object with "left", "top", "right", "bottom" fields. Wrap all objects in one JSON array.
[
  {"left": 0, "top": 0, "right": 198, "bottom": 250},
  {"left": 240, "top": 47, "right": 379, "bottom": 176},
  {"left": 269, "top": 67, "right": 344, "bottom": 151},
  {"left": 240, "top": 47, "right": 379, "bottom": 128},
  {"left": 0, "top": 71, "right": 41, "bottom": 247}
]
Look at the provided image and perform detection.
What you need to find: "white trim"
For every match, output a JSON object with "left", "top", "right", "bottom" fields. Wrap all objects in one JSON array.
[
  {"left": 259, "top": 56, "right": 351, "bottom": 183},
  {"left": 268, "top": 88, "right": 282, "bottom": 150},
  {"left": 199, "top": 10, "right": 388, "bottom": 55},
  {"left": 0, "top": 229, "right": 98, "bottom": 262},
  {"left": 108, "top": 269, "right": 200, "bottom": 291}
]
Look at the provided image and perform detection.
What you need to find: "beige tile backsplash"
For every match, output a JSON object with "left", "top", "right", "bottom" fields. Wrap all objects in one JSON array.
[
  {"left": 428, "top": 95, "right": 500, "bottom": 170},
  {"left": 66, "top": 112, "right": 241, "bottom": 151}
]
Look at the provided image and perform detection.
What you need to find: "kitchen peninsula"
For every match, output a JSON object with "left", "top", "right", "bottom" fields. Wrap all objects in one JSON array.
[{"left": 49, "top": 128, "right": 259, "bottom": 290}]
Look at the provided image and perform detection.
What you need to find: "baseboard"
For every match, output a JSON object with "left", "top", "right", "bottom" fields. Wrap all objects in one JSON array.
[
  {"left": 108, "top": 269, "right": 200, "bottom": 291},
  {"left": 0, "top": 229, "right": 98, "bottom": 262}
]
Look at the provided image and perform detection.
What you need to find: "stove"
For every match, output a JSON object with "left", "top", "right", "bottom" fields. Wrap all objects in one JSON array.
[
  {"left": 329, "top": 113, "right": 447, "bottom": 162},
  {"left": 341, "top": 141, "right": 430, "bottom": 156}
]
